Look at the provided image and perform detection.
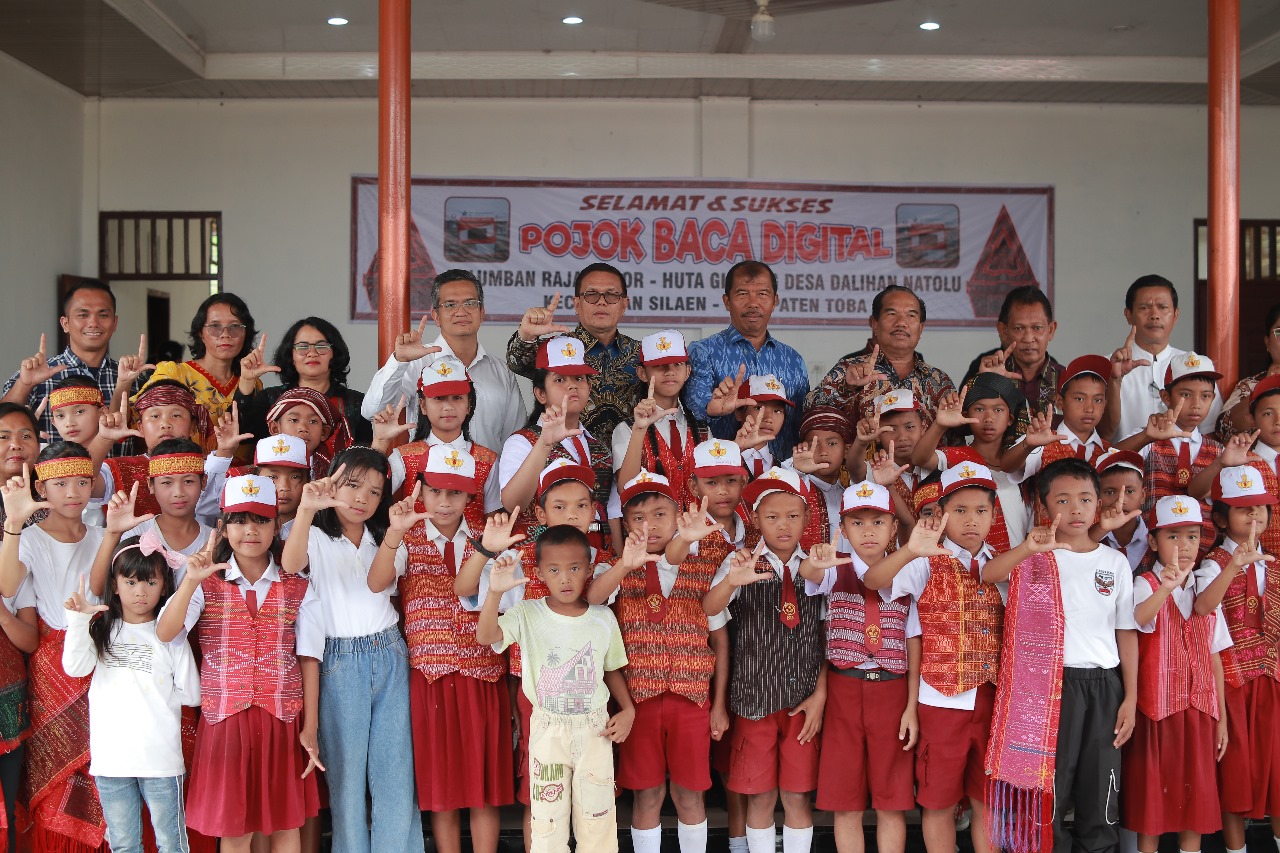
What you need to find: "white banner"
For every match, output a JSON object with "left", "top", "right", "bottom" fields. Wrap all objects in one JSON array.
[{"left": 350, "top": 177, "right": 1053, "bottom": 329}]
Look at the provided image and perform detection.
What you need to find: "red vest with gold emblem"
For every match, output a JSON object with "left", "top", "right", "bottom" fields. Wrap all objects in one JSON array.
[
  {"left": 104, "top": 455, "right": 162, "bottom": 518},
  {"left": 615, "top": 557, "right": 716, "bottom": 705},
  {"left": 1205, "top": 546, "right": 1280, "bottom": 687},
  {"left": 917, "top": 554, "right": 1003, "bottom": 695},
  {"left": 1143, "top": 439, "right": 1221, "bottom": 555},
  {"left": 638, "top": 417, "right": 709, "bottom": 506},
  {"left": 1136, "top": 573, "right": 1219, "bottom": 721},
  {"left": 826, "top": 563, "right": 910, "bottom": 674},
  {"left": 800, "top": 481, "right": 831, "bottom": 552},
  {"left": 396, "top": 440, "right": 496, "bottom": 535}
]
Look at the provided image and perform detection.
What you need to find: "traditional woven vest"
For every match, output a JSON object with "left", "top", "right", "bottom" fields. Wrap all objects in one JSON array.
[
  {"left": 0, "top": 632, "right": 27, "bottom": 750},
  {"left": 1143, "top": 439, "right": 1221, "bottom": 555},
  {"left": 1247, "top": 455, "right": 1280, "bottom": 557},
  {"left": 397, "top": 440, "right": 497, "bottom": 535},
  {"left": 1029, "top": 439, "right": 1112, "bottom": 527},
  {"left": 507, "top": 540, "right": 616, "bottom": 677},
  {"left": 513, "top": 426, "right": 613, "bottom": 510},
  {"left": 196, "top": 573, "right": 308, "bottom": 725},
  {"left": 104, "top": 455, "right": 162, "bottom": 518},
  {"left": 727, "top": 557, "right": 825, "bottom": 720},
  {"left": 639, "top": 417, "right": 709, "bottom": 504},
  {"left": 400, "top": 524, "right": 504, "bottom": 683},
  {"left": 826, "top": 564, "right": 910, "bottom": 674},
  {"left": 615, "top": 557, "right": 716, "bottom": 705},
  {"left": 943, "top": 447, "right": 1013, "bottom": 553},
  {"left": 917, "top": 554, "right": 1003, "bottom": 695},
  {"left": 1136, "top": 573, "right": 1219, "bottom": 721},
  {"left": 1205, "top": 546, "right": 1280, "bottom": 687},
  {"left": 800, "top": 483, "right": 832, "bottom": 552}
]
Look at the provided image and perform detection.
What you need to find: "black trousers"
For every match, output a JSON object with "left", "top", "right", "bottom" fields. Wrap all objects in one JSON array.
[{"left": 1053, "top": 667, "right": 1122, "bottom": 853}]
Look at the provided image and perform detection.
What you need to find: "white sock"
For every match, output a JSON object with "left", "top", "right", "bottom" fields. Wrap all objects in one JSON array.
[
  {"left": 782, "top": 824, "right": 813, "bottom": 853},
  {"left": 729, "top": 836, "right": 749, "bottom": 853},
  {"left": 1179, "top": 849, "right": 1200, "bottom": 853},
  {"left": 631, "top": 825, "right": 662, "bottom": 853},
  {"left": 678, "top": 819, "right": 708, "bottom": 853},
  {"left": 1226, "top": 847, "right": 1246, "bottom": 853},
  {"left": 746, "top": 824, "right": 776, "bottom": 853}
]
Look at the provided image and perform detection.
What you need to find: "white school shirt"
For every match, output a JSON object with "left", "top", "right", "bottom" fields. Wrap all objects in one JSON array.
[
  {"left": 1100, "top": 516, "right": 1150, "bottom": 574},
  {"left": 890, "top": 538, "right": 998, "bottom": 710},
  {"left": 16, "top": 525, "right": 105, "bottom": 629},
  {"left": 1196, "top": 537, "right": 1268, "bottom": 598},
  {"left": 165, "top": 556, "right": 326, "bottom": 660},
  {"left": 740, "top": 447, "right": 774, "bottom": 478},
  {"left": 611, "top": 410, "right": 689, "bottom": 475},
  {"left": 1053, "top": 546, "right": 1137, "bottom": 668},
  {"left": 499, "top": 427, "right": 622, "bottom": 519},
  {"left": 1113, "top": 342, "right": 1223, "bottom": 442},
  {"left": 709, "top": 544, "right": 808, "bottom": 620},
  {"left": 389, "top": 433, "right": 503, "bottom": 514},
  {"left": 933, "top": 447, "right": 1031, "bottom": 548},
  {"left": 125, "top": 519, "right": 212, "bottom": 585},
  {"left": 687, "top": 513, "right": 747, "bottom": 557},
  {"left": 805, "top": 550, "right": 922, "bottom": 670},
  {"left": 1130, "top": 423, "right": 1202, "bottom": 462},
  {"left": 1132, "top": 564, "right": 1232, "bottom": 653},
  {"left": 306, "top": 526, "right": 407, "bottom": 638},
  {"left": 788, "top": 468, "right": 850, "bottom": 552},
  {"left": 361, "top": 336, "right": 528, "bottom": 454},
  {"left": 1253, "top": 441, "right": 1279, "bottom": 475},
  {"left": 1009, "top": 423, "right": 1108, "bottom": 484},
  {"left": 62, "top": 611, "right": 201, "bottom": 778}
]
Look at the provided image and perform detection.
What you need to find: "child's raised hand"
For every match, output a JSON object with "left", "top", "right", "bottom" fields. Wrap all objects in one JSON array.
[
  {"left": 371, "top": 396, "right": 414, "bottom": 445},
  {"left": 905, "top": 511, "right": 952, "bottom": 558},
  {"left": 1095, "top": 504, "right": 1141, "bottom": 535},
  {"left": 870, "top": 443, "right": 910, "bottom": 486},
  {"left": 394, "top": 314, "right": 443, "bottom": 363},
  {"left": 1, "top": 465, "right": 49, "bottom": 526},
  {"left": 299, "top": 465, "right": 349, "bottom": 514},
  {"left": 538, "top": 404, "right": 583, "bottom": 447},
  {"left": 619, "top": 522, "right": 649, "bottom": 571},
  {"left": 1024, "top": 516, "right": 1065, "bottom": 554},
  {"left": 726, "top": 540, "right": 771, "bottom": 587},
  {"left": 97, "top": 396, "right": 144, "bottom": 446},
  {"left": 184, "top": 534, "right": 227, "bottom": 585},
  {"left": 213, "top": 402, "right": 253, "bottom": 456},
  {"left": 633, "top": 378, "right": 678, "bottom": 430},
  {"left": 1159, "top": 543, "right": 1192, "bottom": 590},
  {"left": 387, "top": 483, "right": 430, "bottom": 534},
  {"left": 934, "top": 392, "right": 979, "bottom": 429},
  {"left": 734, "top": 412, "right": 767, "bottom": 452},
  {"left": 481, "top": 509, "right": 525, "bottom": 554},
  {"left": 63, "top": 573, "right": 108, "bottom": 616},
  {"left": 239, "top": 333, "right": 281, "bottom": 384},
  {"left": 1229, "top": 518, "right": 1274, "bottom": 572},
  {"left": 843, "top": 345, "right": 887, "bottom": 390},
  {"left": 675, "top": 496, "right": 724, "bottom": 544},
  {"left": 488, "top": 552, "right": 528, "bottom": 595},
  {"left": 601, "top": 705, "right": 635, "bottom": 743},
  {"left": 789, "top": 441, "right": 821, "bottom": 474},
  {"left": 1221, "top": 430, "right": 1260, "bottom": 467},
  {"left": 1145, "top": 400, "right": 1192, "bottom": 442},
  {"left": 855, "top": 413, "right": 890, "bottom": 445},
  {"left": 299, "top": 727, "right": 325, "bottom": 779},
  {"left": 17, "top": 334, "right": 68, "bottom": 388},
  {"left": 106, "top": 482, "right": 156, "bottom": 534},
  {"left": 806, "top": 532, "right": 846, "bottom": 572},
  {"left": 115, "top": 334, "right": 154, "bottom": 390},
  {"left": 707, "top": 364, "right": 753, "bottom": 418},
  {"left": 1024, "top": 405, "right": 1062, "bottom": 448}
]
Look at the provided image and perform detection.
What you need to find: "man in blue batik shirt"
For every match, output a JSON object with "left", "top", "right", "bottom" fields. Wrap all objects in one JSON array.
[{"left": 684, "top": 260, "right": 809, "bottom": 458}]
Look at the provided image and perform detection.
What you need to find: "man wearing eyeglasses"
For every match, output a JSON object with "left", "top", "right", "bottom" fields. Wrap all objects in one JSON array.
[
  {"left": 362, "top": 269, "right": 526, "bottom": 452},
  {"left": 505, "top": 262, "right": 642, "bottom": 441}
]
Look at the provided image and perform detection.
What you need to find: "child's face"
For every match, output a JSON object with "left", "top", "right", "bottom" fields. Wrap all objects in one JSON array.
[
  {"left": 114, "top": 570, "right": 164, "bottom": 620},
  {"left": 534, "top": 373, "right": 591, "bottom": 416},
  {"left": 690, "top": 473, "right": 745, "bottom": 522},
  {"left": 1162, "top": 379, "right": 1216, "bottom": 430},
  {"left": 536, "top": 541, "right": 591, "bottom": 605},
  {"left": 0, "top": 413, "right": 39, "bottom": 478},
  {"left": 966, "top": 398, "right": 1012, "bottom": 444},
  {"left": 223, "top": 517, "right": 276, "bottom": 560},
  {"left": 744, "top": 401, "right": 787, "bottom": 439},
  {"left": 139, "top": 405, "right": 193, "bottom": 451},
  {"left": 258, "top": 465, "right": 306, "bottom": 519},
  {"left": 35, "top": 473, "right": 92, "bottom": 519},
  {"left": 420, "top": 484, "right": 470, "bottom": 530},
  {"left": 917, "top": 502, "right": 938, "bottom": 519},
  {"left": 840, "top": 508, "right": 896, "bottom": 564},
  {"left": 419, "top": 394, "right": 470, "bottom": 438},
  {"left": 1148, "top": 526, "right": 1200, "bottom": 574},
  {"left": 52, "top": 403, "right": 100, "bottom": 444},
  {"left": 751, "top": 491, "right": 808, "bottom": 555},
  {"left": 1099, "top": 469, "right": 1145, "bottom": 515},
  {"left": 1040, "top": 475, "right": 1098, "bottom": 540},
  {"left": 623, "top": 494, "right": 678, "bottom": 555},
  {"left": 639, "top": 362, "right": 690, "bottom": 401},
  {"left": 535, "top": 481, "right": 594, "bottom": 532},
  {"left": 1056, "top": 376, "right": 1106, "bottom": 437},
  {"left": 148, "top": 473, "right": 202, "bottom": 518},
  {"left": 1253, "top": 394, "right": 1280, "bottom": 448},
  {"left": 333, "top": 467, "right": 385, "bottom": 527},
  {"left": 270, "top": 406, "right": 330, "bottom": 455},
  {"left": 880, "top": 410, "right": 921, "bottom": 461},
  {"left": 940, "top": 487, "right": 994, "bottom": 552},
  {"left": 1224, "top": 503, "right": 1270, "bottom": 541},
  {"left": 803, "top": 429, "right": 847, "bottom": 478}
]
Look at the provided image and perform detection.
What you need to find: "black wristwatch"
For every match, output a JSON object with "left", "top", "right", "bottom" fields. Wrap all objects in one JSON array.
[{"left": 471, "top": 539, "right": 498, "bottom": 559}]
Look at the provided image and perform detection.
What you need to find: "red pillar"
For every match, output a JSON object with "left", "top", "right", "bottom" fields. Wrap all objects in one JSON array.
[
  {"left": 377, "top": 0, "right": 411, "bottom": 366},
  {"left": 1208, "top": 0, "right": 1240, "bottom": 390}
]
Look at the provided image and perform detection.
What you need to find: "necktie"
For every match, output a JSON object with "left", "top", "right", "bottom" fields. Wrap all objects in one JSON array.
[
  {"left": 571, "top": 436, "right": 591, "bottom": 467},
  {"left": 644, "top": 559, "right": 668, "bottom": 623},
  {"left": 1246, "top": 563, "right": 1265, "bottom": 629},
  {"left": 443, "top": 539, "right": 457, "bottom": 577},
  {"left": 1073, "top": 443, "right": 1087, "bottom": 461},
  {"left": 969, "top": 558, "right": 983, "bottom": 584},
  {"left": 862, "top": 581, "right": 883, "bottom": 654},
  {"left": 245, "top": 588, "right": 259, "bottom": 619},
  {"left": 752, "top": 458, "right": 764, "bottom": 478},
  {"left": 1175, "top": 440, "right": 1192, "bottom": 486},
  {"left": 668, "top": 419, "right": 683, "bottom": 459},
  {"left": 779, "top": 561, "right": 800, "bottom": 629}
]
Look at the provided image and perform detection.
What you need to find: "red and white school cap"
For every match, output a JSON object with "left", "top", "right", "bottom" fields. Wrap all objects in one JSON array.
[
  {"left": 1150, "top": 495, "right": 1203, "bottom": 529},
  {"left": 418, "top": 355, "right": 472, "bottom": 398},
  {"left": 841, "top": 480, "right": 892, "bottom": 515},
  {"left": 1164, "top": 352, "right": 1222, "bottom": 388},
  {"left": 420, "top": 444, "right": 478, "bottom": 495},
  {"left": 1057, "top": 355, "right": 1112, "bottom": 392},
  {"left": 641, "top": 330, "right": 688, "bottom": 366},
  {"left": 1094, "top": 448, "right": 1144, "bottom": 477},
  {"left": 939, "top": 461, "right": 997, "bottom": 498},
  {"left": 537, "top": 458, "right": 596, "bottom": 497},
  {"left": 221, "top": 474, "right": 277, "bottom": 518},
  {"left": 741, "top": 466, "right": 807, "bottom": 509},
  {"left": 255, "top": 434, "right": 309, "bottom": 470},
  {"left": 874, "top": 389, "right": 916, "bottom": 416},
  {"left": 692, "top": 439, "right": 745, "bottom": 477},
  {"left": 1215, "top": 465, "right": 1277, "bottom": 507},
  {"left": 738, "top": 374, "right": 794, "bottom": 407},
  {"left": 1250, "top": 374, "right": 1280, "bottom": 411},
  {"left": 536, "top": 336, "right": 598, "bottom": 376},
  {"left": 619, "top": 469, "right": 677, "bottom": 506}
]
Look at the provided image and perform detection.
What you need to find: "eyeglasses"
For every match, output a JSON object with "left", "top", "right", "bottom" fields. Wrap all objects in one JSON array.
[
  {"left": 1271, "top": 328, "right": 1280, "bottom": 338},
  {"left": 579, "top": 291, "right": 625, "bottom": 305},
  {"left": 203, "top": 323, "right": 247, "bottom": 338},
  {"left": 438, "top": 299, "right": 483, "bottom": 312},
  {"left": 292, "top": 342, "right": 333, "bottom": 354}
]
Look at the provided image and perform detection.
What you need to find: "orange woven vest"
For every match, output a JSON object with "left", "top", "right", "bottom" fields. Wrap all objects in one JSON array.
[
  {"left": 1135, "top": 573, "right": 1219, "bottom": 721},
  {"left": 396, "top": 440, "right": 496, "bottom": 535},
  {"left": 1206, "top": 546, "right": 1280, "bottom": 688},
  {"left": 917, "top": 554, "right": 1003, "bottom": 696},
  {"left": 615, "top": 558, "right": 716, "bottom": 705}
]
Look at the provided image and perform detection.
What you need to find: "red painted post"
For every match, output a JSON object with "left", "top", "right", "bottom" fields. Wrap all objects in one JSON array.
[
  {"left": 377, "top": 0, "right": 411, "bottom": 367},
  {"left": 1207, "top": 0, "right": 1240, "bottom": 390}
]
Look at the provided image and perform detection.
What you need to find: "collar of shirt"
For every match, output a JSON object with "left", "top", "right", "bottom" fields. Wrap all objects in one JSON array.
[
  {"left": 1009, "top": 354, "right": 1062, "bottom": 398},
  {"left": 426, "top": 432, "right": 469, "bottom": 450},
  {"left": 1055, "top": 421, "right": 1104, "bottom": 450},
  {"left": 1103, "top": 517, "right": 1148, "bottom": 550},
  {"left": 761, "top": 545, "right": 806, "bottom": 577},
  {"left": 875, "top": 350, "right": 928, "bottom": 384},
  {"left": 431, "top": 334, "right": 490, "bottom": 371},
  {"left": 54, "top": 346, "right": 113, "bottom": 374},
  {"left": 806, "top": 474, "right": 843, "bottom": 497},
  {"left": 1255, "top": 442, "right": 1279, "bottom": 470},
  {"left": 723, "top": 324, "right": 776, "bottom": 352},
  {"left": 423, "top": 517, "right": 472, "bottom": 547},
  {"left": 944, "top": 537, "right": 993, "bottom": 565},
  {"left": 225, "top": 556, "right": 282, "bottom": 585},
  {"left": 1173, "top": 429, "right": 1203, "bottom": 453},
  {"left": 575, "top": 325, "right": 623, "bottom": 358}
]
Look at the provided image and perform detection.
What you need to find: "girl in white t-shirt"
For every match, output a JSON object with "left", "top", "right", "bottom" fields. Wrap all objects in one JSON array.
[
  {"left": 63, "top": 536, "right": 200, "bottom": 853},
  {"left": 280, "top": 446, "right": 423, "bottom": 853}
]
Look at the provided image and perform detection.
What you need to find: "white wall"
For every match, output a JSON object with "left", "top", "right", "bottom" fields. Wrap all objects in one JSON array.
[
  {"left": 55, "top": 95, "right": 1280, "bottom": 394},
  {"left": 0, "top": 53, "right": 84, "bottom": 365}
]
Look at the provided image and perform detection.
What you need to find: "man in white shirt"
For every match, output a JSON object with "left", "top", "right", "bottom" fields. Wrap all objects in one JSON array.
[
  {"left": 1105, "top": 275, "right": 1221, "bottom": 441},
  {"left": 362, "top": 270, "right": 526, "bottom": 453}
]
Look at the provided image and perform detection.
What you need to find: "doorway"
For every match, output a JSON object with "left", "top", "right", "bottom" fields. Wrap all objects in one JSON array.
[{"left": 1193, "top": 219, "right": 1280, "bottom": 379}]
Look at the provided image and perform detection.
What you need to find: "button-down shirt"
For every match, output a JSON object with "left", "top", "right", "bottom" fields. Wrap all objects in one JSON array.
[
  {"left": 1113, "top": 342, "right": 1222, "bottom": 442},
  {"left": 3, "top": 347, "right": 131, "bottom": 456},
  {"left": 363, "top": 335, "right": 527, "bottom": 454},
  {"left": 807, "top": 349, "right": 955, "bottom": 429},
  {"left": 1134, "top": 564, "right": 1232, "bottom": 653},
  {"left": 1196, "top": 537, "right": 1269, "bottom": 598},
  {"left": 506, "top": 325, "right": 641, "bottom": 442},
  {"left": 684, "top": 326, "right": 809, "bottom": 458}
]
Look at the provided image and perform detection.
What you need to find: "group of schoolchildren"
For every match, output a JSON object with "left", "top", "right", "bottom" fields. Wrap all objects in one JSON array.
[{"left": 0, "top": 316, "right": 1277, "bottom": 853}]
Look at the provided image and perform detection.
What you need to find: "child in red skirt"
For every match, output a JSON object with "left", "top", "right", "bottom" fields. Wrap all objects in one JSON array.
[
  {"left": 157, "top": 474, "right": 324, "bottom": 852},
  {"left": 799, "top": 479, "right": 920, "bottom": 853},
  {"left": 1124, "top": 494, "right": 1231, "bottom": 853},
  {"left": 1193, "top": 464, "right": 1280, "bottom": 853}
]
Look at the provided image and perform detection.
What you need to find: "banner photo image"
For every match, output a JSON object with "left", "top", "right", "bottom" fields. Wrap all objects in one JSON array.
[{"left": 350, "top": 177, "right": 1053, "bottom": 329}]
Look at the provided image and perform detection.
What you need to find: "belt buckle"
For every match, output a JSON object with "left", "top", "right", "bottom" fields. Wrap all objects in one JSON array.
[{"left": 864, "top": 670, "right": 883, "bottom": 682}]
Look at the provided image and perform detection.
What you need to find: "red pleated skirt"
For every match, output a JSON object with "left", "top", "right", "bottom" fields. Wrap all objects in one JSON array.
[
  {"left": 184, "top": 706, "right": 320, "bottom": 837},
  {"left": 1122, "top": 706, "right": 1221, "bottom": 836},
  {"left": 409, "top": 671, "right": 514, "bottom": 812},
  {"left": 1220, "top": 676, "right": 1280, "bottom": 818}
]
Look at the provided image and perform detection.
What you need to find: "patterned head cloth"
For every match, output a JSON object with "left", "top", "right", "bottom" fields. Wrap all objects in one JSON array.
[
  {"left": 133, "top": 382, "right": 212, "bottom": 445},
  {"left": 266, "top": 387, "right": 354, "bottom": 461}
]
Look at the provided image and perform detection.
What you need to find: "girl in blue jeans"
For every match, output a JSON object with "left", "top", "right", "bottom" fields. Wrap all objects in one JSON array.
[
  {"left": 62, "top": 532, "right": 201, "bottom": 853},
  {"left": 281, "top": 447, "right": 424, "bottom": 853}
]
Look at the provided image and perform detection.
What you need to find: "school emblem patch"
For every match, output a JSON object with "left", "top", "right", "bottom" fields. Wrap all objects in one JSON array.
[
  {"left": 865, "top": 624, "right": 881, "bottom": 643},
  {"left": 1094, "top": 568, "right": 1115, "bottom": 597}
]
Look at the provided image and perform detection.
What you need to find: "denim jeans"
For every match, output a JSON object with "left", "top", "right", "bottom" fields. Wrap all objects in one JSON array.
[
  {"left": 94, "top": 774, "right": 189, "bottom": 853},
  {"left": 320, "top": 626, "right": 424, "bottom": 853}
]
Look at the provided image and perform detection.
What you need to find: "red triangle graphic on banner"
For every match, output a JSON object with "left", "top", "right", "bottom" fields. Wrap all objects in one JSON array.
[
  {"left": 966, "top": 205, "right": 1040, "bottom": 319},
  {"left": 363, "top": 217, "right": 438, "bottom": 317}
]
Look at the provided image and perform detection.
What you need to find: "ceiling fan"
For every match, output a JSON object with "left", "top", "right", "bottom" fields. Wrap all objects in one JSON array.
[{"left": 637, "top": 0, "right": 895, "bottom": 42}]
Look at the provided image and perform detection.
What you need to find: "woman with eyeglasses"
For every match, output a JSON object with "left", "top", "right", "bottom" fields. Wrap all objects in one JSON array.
[
  {"left": 234, "top": 316, "right": 372, "bottom": 456},
  {"left": 1216, "top": 301, "right": 1280, "bottom": 440},
  {"left": 133, "top": 293, "right": 259, "bottom": 454}
]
